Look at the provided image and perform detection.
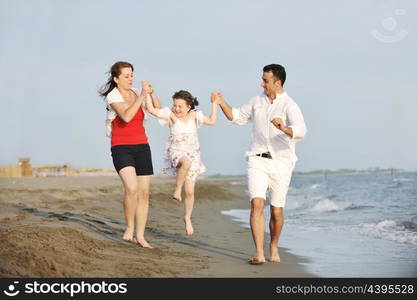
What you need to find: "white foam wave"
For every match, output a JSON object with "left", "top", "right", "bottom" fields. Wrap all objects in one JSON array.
[
  {"left": 221, "top": 209, "right": 250, "bottom": 229},
  {"left": 309, "top": 198, "right": 339, "bottom": 212},
  {"left": 393, "top": 177, "right": 415, "bottom": 182},
  {"left": 230, "top": 181, "right": 244, "bottom": 185},
  {"left": 360, "top": 220, "right": 417, "bottom": 246},
  {"left": 310, "top": 184, "right": 320, "bottom": 189},
  {"left": 287, "top": 200, "right": 302, "bottom": 210}
]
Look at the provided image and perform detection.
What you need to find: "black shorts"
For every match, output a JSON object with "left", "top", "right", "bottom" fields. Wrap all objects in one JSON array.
[{"left": 111, "top": 144, "right": 154, "bottom": 176}]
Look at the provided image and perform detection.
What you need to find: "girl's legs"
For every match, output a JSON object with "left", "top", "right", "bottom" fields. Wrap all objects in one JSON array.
[
  {"left": 183, "top": 178, "right": 195, "bottom": 235},
  {"left": 118, "top": 167, "right": 139, "bottom": 242},
  {"left": 173, "top": 157, "right": 192, "bottom": 202},
  {"left": 135, "top": 175, "right": 153, "bottom": 248}
]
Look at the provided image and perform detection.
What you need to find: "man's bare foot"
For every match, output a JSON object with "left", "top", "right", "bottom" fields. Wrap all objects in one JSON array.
[
  {"left": 172, "top": 188, "right": 182, "bottom": 202},
  {"left": 269, "top": 246, "right": 281, "bottom": 263},
  {"left": 135, "top": 237, "right": 154, "bottom": 249},
  {"left": 184, "top": 217, "right": 194, "bottom": 235},
  {"left": 122, "top": 228, "right": 134, "bottom": 242}
]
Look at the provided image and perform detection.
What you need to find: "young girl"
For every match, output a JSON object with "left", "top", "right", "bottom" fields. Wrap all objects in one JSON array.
[{"left": 146, "top": 90, "right": 219, "bottom": 235}]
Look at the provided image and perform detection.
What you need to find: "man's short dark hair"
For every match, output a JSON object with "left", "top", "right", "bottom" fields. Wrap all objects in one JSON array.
[{"left": 263, "top": 64, "right": 286, "bottom": 86}]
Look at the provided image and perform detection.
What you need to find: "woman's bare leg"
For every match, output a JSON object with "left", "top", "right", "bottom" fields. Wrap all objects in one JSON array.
[
  {"left": 118, "top": 167, "right": 138, "bottom": 242},
  {"left": 135, "top": 175, "right": 153, "bottom": 248}
]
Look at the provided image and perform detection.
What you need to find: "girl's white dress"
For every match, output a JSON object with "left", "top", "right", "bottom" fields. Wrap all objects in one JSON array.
[{"left": 156, "top": 108, "right": 206, "bottom": 181}]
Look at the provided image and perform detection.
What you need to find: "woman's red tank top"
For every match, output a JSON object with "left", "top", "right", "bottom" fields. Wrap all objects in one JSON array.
[{"left": 111, "top": 107, "right": 148, "bottom": 146}]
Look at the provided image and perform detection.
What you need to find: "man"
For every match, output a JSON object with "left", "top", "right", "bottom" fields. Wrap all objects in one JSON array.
[{"left": 216, "top": 64, "right": 307, "bottom": 264}]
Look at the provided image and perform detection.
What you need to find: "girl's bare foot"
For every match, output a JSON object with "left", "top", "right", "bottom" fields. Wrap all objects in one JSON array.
[
  {"left": 123, "top": 227, "right": 134, "bottom": 242},
  {"left": 135, "top": 237, "right": 154, "bottom": 249},
  {"left": 173, "top": 188, "right": 182, "bottom": 202},
  {"left": 269, "top": 246, "right": 281, "bottom": 263},
  {"left": 184, "top": 217, "right": 194, "bottom": 235}
]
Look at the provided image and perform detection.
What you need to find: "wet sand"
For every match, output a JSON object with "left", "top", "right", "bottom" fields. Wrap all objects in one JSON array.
[{"left": 0, "top": 176, "right": 312, "bottom": 277}]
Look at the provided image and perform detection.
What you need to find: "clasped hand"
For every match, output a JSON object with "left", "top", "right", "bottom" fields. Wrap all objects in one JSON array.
[
  {"left": 140, "top": 81, "right": 153, "bottom": 96},
  {"left": 210, "top": 92, "right": 224, "bottom": 104}
]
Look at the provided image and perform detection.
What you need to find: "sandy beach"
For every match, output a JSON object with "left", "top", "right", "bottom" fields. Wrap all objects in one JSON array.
[{"left": 0, "top": 176, "right": 311, "bottom": 278}]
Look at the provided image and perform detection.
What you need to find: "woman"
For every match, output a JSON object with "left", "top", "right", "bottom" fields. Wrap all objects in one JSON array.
[{"left": 99, "top": 61, "right": 161, "bottom": 248}]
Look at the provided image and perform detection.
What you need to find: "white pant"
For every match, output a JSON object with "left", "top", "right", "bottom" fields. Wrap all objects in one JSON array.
[{"left": 247, "top": 155, "right": 294, "bottom": 207}]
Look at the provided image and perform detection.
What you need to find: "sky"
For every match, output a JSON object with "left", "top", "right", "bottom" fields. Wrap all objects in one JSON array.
[{"left": 1, "top": 0, "right": 416, "bottom": 175}]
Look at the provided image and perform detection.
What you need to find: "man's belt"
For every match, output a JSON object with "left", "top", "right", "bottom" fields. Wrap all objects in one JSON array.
[{"left": 255, "top": 152, "right": 272, "bottom": 159}]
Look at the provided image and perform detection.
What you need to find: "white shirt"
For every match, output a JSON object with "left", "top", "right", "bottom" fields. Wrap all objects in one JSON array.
[
  {"left": 231, "top": 92, "right": 307, "bottom": 169},
  {"left": 105, "top": 87, "right": 147, "bottom": 137},
  {"left": 155, "top": 107, "right": 205, "bottom": 133}
]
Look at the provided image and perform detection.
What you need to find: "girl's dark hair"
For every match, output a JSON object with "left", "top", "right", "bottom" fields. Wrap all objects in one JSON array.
[
  {"left": 172, "top": 90, "right": 199, "bottom": 110},
  {"left": 98, "top": 61, "right": 134, "bottom": 97}
]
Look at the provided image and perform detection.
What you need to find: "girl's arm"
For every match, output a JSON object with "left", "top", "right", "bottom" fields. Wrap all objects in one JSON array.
[
  {"left": 141, "top": 81, "right": 162, "bottom": 109},
  {"left": 203, "top": 93, "right": 219, "bottom": 125},
  {"left": 145, "top": 95, "right": 160, "bottom": 117},
  {"left": 143, "top": 81, "right": 162, "bottom": 109},
  {"left": 150, "top": 90, "right": 162, "bottom": 109},
  {"left": 145, "top": 95, "right": 175, "bottom": 127}
]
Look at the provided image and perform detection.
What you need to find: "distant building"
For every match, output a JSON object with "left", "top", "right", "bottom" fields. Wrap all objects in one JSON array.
[
  {"left": 19, "top": 157, "right": 33, "bottom": 177},
  {"left": 0, "top": 158, "right": 116, "bottom": 178},
  {"left": 0, "top": 158, "right": 33, "bottom": 178}
]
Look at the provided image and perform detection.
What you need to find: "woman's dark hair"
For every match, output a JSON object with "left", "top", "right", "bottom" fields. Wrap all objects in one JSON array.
[
  {"left": 172, "top": 90, "right": 199, "bottom": 110},
  {"left": 263, "top": 64, "right": 286, "bottom": 86},
  {"left": 98, "top": 61, "right": 134, "bottom": 97}
]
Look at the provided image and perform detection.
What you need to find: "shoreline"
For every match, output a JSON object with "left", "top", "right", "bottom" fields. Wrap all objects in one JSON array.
[{"left": 0, "top": 176, "right": 312, "bottom": 277}]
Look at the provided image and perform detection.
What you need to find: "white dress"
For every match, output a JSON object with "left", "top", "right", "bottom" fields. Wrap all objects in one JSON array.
[{"left": 156, "top": 108, "right": 206, "bottom": 181}]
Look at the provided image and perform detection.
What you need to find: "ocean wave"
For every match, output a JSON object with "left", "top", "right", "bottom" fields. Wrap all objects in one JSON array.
[
  {"left": 386, "top": 182, "right": 402, "bottom": 189},
  {"left": 344, "top": 204, "right": 375, "bottom": 211},
  {"left": 401, "top": 221, "right": 417, "bottom": 231},
  {"left": 310, "top": 184, "right": 321, "bottom": 189},
  {"left": 295, "top": 197, "right": 376, "bottom": 214},
  {"left": 309, "top": 198, "right": 339, "bottom": 212},
  {"left": 360, "top": 220, "right": 417, "bottom": 246},
  {"left": 230, "top": 181, "right": 244, "bottom": 185},
  {"left": 287, "top": 200, "right": 303, "bottom": 210},
  {"left": 393, "top": 177, "right": 415, "bottom": 182},
  {"left": 221, "top": 209, "right": 250, "bottom": 229}
]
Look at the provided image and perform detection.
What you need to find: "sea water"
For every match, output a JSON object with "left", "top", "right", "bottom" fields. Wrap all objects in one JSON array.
[{"left": 222, "top": 172, "right": 417, "bottom": 277}]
